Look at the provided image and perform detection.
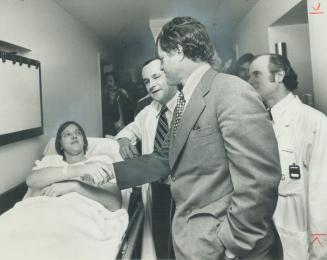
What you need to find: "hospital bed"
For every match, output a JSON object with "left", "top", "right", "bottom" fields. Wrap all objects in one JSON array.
[{"left": 0, "top": 137, "right": 145, "bottom": 260}]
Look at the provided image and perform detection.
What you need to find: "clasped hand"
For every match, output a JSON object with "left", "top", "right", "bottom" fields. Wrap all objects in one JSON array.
[
  {"left": 42, "top": 181, "right": 79, "bottom": 197},
  {"left": 117, "top": 137, "right": 139, "bottom": 160}
]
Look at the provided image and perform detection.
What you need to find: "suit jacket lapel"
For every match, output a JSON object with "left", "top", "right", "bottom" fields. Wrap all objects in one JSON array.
[{"left": 169, "top": 68, "right": 216, "bottom": 168}]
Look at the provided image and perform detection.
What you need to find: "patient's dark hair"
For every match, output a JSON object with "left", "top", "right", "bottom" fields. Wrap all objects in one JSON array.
[{"left": 55, "top": 121, "right": 88, "bottom": 159}]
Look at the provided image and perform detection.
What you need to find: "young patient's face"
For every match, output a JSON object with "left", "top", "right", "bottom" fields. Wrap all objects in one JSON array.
[{"left": 60, "top": 124, "right": 84, "bottom": 156}]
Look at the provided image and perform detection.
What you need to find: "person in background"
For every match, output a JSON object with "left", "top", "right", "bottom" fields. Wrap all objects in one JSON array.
[
  {"left": 119, "top": 72, "right": 138, "bottom": 122},
  {"left": 210, "top": 50, "right": 236, "bottom": 75},
  {"left": 116, "top": 58, "right": 177, "bottom": 260},
  {"left": 216, "top": 48, "right": 237, "bottom": 74},
  {"left": 135, "top": 81, "right": 149, "bottom": 102},
  {"left": 83, "top": 16, "right": 282, "bottom": 260},
  {"left": 209, "top": 49, "right": 223, "bottom": 71},
  {"left": 103, "top": 72, "right": 135, "bottom": 135},
  {"left": 134, "top": 80, "right": 153, "bottom": 117},
  {"left": 234, "top": 53, "right": 254, "bottom": 81},
  {"left": 249, "top": 53, "right": 327, "bottom": 260}
]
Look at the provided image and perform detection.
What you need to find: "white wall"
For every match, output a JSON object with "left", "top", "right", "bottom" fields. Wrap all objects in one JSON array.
[
  {"left": 236, "top": 0, "right": 302, "bottom": 55},
  {"left": 0, "top": 0, "right": 111, "bottom": 193},
  {"left": 307, "top": 0, "right": 327, "bottom": 114},
  {"left": 268, "top": 24, "right": 314, "bottom": 101}
]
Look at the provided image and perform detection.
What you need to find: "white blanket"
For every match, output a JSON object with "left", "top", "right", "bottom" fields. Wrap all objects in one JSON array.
[{"left": 0, "top": 192, "right": 128, "bottom": 260}]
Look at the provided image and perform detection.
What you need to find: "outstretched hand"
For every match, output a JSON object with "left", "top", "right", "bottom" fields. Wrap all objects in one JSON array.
[{"left": 117, "top": 137, "right": 139, "bottom": 160}]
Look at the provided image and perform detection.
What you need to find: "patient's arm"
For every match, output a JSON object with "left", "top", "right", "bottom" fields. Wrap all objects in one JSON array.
[
  {"left": 41, "top": 181, "right": 122, "bottom": 211},
  {"left": 26, "top": 161, "right": 110, "bottom": 189}
]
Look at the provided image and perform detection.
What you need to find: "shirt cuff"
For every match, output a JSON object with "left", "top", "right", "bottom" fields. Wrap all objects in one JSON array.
[
  {"left": 116, "top": 134, "right": 138, "bottom": 145},
  {"left": 225, "top": 249, "right": 237, "bottom": 259}
]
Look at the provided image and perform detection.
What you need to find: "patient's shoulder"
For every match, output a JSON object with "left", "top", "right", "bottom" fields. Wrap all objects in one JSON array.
[
  {"left": 33, "top": 154, "right": 66, "bottom": 171},
  {"left": 86, "top": 154, "right": 115, "bottom": 164}
]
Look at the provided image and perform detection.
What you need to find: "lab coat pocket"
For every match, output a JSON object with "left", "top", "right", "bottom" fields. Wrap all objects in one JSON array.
[
  {"left": 278, "top": 146, "right": 302, "bottom": 196},
  {"left": 276, "top": 225, "right": 309, "bottom": 260}
]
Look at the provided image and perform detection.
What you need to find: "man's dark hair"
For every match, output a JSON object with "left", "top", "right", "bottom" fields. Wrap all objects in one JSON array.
[
  {"left": 142, "top": 57, "right": 160, "bottom": 70},
  {"left": 234, "top": 53, "right": 254, "bottom": 76},
  {"left": 157, "top": 16, "right": 215, "bottom": 63},
  {"left": 55, "top": 121, "right": 88, "bottom": 160},
  {"left": 267, "top": 54, "right": 298, "bottom": 91},
  {"left": 236, "top": 53, "right": 254, "bottom": 68}
]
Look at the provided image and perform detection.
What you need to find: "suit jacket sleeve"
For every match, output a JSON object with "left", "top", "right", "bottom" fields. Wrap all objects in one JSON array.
[
  {"left": 113, "top": 128, "right": 171, "bottom": 190},
  {"left": 216, "top": 81, "right": 281, "bottom": 256}
]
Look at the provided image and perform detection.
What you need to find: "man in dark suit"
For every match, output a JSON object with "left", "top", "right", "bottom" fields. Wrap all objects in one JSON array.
[{"left": 85, "top": 16, "right": 282, "bottom": 260}]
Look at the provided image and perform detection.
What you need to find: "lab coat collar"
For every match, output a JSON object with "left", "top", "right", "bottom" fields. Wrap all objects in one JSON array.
[{"left": 271, "top": 93, "right": 302, "bottom": 136}]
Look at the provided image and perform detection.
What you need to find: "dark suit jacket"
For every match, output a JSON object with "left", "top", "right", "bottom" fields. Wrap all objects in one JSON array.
[{"left": 114, "top": 68, "right": 282, "bottom": 260}]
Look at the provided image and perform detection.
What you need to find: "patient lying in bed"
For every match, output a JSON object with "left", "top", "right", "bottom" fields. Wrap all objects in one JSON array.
[{"left": 0, "top": 121, "right": 129, "bottom": 260}]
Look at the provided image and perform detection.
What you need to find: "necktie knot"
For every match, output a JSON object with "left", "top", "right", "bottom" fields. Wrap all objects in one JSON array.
[
  {"left": 178, "top": 90, "right": 185, "bottom": 102},
  {"left": 160, "top": 104, "right": 168, "bottom": 115},
  {"left": 177, "top": 83, "right": 184, "bottom": 91},
  {"left": 267, "top": 107, "right": 273, "bottom": 121}
]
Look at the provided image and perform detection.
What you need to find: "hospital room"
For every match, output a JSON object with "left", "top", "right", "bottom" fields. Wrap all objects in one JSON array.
[{"left": 0, "top": 0, "right": 326, "bottom": 259}]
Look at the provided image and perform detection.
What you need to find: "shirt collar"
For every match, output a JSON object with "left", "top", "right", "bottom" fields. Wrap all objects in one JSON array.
[
  {"left": 182, "top": 63, "right": 211, "bottom": 103},
  {"left": 271, "top": 93, "right": 295, "bottom": 120},
  {"left": 165, "top": 92, "right": 178, "bottom": 113},
  {"left": 154, "top": 92, "right": 178, "bottom": 117}
]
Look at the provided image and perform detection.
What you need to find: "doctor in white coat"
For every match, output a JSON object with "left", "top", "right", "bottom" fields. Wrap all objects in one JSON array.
[
  {"left": 249, "top": 54, "right": 327, "bottom": 260},
  {"left": 115, "top": 58, "right": 177, "bottom": 260}
]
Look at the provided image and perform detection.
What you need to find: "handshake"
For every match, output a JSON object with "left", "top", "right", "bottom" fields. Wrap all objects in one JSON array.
[
  {"left": 117, "top": 137, "right": 140, "bottom": 160},
  {"left": 79, "top": 160, "right": 115, "bottom": 185},
  {"left": 79, "top": 137, "right": 139, "bottom": 186}
]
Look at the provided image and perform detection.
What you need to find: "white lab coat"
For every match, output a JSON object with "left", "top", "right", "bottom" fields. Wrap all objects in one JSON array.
[
  {"left": 271, "top": 93, "right": 327, "bottom": 260},
  {"left": 115, "top": 97, "right": 176, "bottom": 260}
]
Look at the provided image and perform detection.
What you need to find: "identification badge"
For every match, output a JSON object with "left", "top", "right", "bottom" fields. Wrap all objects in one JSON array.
[{"left": 289, "top": 163, "right": 301, "bottom": 179}]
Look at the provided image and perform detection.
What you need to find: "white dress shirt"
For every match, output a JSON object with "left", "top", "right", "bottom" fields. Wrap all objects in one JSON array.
[{"left": 182, "top": 63, "right": 211, "bottom": 109}]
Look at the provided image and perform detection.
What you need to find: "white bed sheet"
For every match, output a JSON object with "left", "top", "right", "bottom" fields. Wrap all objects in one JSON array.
[{"left": 0, "top": 192, "right": 128, "bottom": 260}]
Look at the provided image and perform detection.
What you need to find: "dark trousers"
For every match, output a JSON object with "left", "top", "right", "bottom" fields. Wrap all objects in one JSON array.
[{"left": 151, "top": 182, "right": 175, "bottom": 259}]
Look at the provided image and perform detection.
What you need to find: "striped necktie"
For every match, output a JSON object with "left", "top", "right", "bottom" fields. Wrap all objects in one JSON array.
[
  {"left": 153, "top": 105, "right": 169, "bottom": 151},
  {"left": 172, "top": 84, "right": 186, "bottom": 138}
]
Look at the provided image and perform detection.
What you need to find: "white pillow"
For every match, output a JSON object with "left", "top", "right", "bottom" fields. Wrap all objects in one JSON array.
[{"left": 43, "top": 137, "right": 123, "bottom": 162}]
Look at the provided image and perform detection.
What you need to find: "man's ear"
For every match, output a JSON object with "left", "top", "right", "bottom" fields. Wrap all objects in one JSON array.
[{"left": 275, "top": 70, "right": 285, "bottom": 83}]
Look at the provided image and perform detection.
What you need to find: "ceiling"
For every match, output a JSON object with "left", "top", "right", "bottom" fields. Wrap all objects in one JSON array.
[
  {"left": 54, "top": 0, "right": 259, "bottom": 63},
  {"left": 272, "top": 0, "right": 308, "bottom": 27}
]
